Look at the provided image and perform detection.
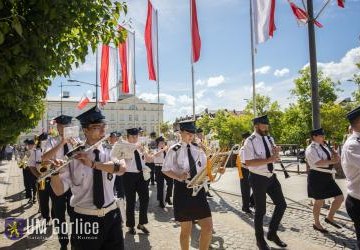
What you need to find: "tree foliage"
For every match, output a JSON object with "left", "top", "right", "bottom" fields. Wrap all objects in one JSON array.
[{"left": 0, "top": 0, "right": 127, "bottom": 145}]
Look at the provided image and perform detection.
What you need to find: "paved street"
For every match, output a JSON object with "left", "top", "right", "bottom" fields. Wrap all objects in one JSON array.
[{"left": 0, "top": 159, "right": 358, "bottom": 250}]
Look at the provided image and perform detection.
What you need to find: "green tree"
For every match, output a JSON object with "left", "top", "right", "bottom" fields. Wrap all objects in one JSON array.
[
  {"left": 351, "top": 62, "right": 360, "bottom": 104},
  {"left": 244, "top": 94, "right": 271, "bottom": 115},
  {"left": 160, "top": 121, "right": 172, "bottom": 138},
  {"left": 0, "top": 0, "right": 127, "bottom": 145}
]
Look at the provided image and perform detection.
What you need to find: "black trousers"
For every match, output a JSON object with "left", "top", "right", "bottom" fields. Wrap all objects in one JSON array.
[
  {"left": 123, "top": 172, "right": 149, "bottom": 227},
  {"left": 114, "top": 175, "right": 125, "bottom": 199},
  {"left": 240, "top": 167, "right": 254, "bottom": 210},
  {"left": 249, "top": 173, "right": 287, "bottom": 241},
  {"left": 51, "top": 189, "right": 74, "bottom": 247},
  {"left": 38, "top": 178, "right": 55, "bottom": 220},
  {"left": 71, "top": 208, "right": 124, "bottom": 250},
  {"left": 145, "top": 163, "right": 156, "bottom": 184},
  {"left": 155, "top": 165, "right": 173, "bottom": 203},
  {"left": 346, "top": 195, "right": 360, "bottom": 249},
  {"left": 23, "top": 168, "right": 37, "bottom": 199}
]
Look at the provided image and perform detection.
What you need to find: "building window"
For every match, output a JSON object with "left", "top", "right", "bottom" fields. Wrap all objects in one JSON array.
[
  {"left": 111, "top": 114, "right": 114, "bottom": 121},
  {"left": 129, "top": 115, "right": 132, "bottom": 121},
  {"left": 129, "top": 105, "right": 137, "bottom": 110}
]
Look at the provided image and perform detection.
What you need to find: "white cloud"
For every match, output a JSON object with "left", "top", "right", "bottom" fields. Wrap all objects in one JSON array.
[
  {"left": 255, "top": 81, "right": 273, "bottom": 92},
  {"left": 139, "top": 92, "right": 176, "bottom": 106},
  {"left": 274, "top": 68, "right": 290, "bottom": 77},
  {"left": 216, "top": 90, "right": 225, "bottom": 98},
  {"left": 177, "top": 95, "right": 193, "bottom": 105},
  {"left": 195, "top": 79, "right": 206, "bottom": 86},
  {"left": 196, "top": 89, "right": 206, "bottom": 99},
  {"left": 255, "top": 66, "right": 271, "bottom": 75},
  {"left": 207, "top": 75, "right": 225, "bottom": 87},
  {"left": 304, "top": 47, "right": 360, "bottom": 82}
]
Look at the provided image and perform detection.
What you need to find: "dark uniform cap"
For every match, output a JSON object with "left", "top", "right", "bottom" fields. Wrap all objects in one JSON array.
[
  {"left": 196, "top": 128, "right": 203, "bottom": 133},
  {"left": 127, "top": 128, "right": 139, "bottom": 135},
  {"left": 346, "top": 105, "right": 360, "bottom": 122},
  {"left": 179, "top": 120, "right": 197, "bottom": 134},
  {"left": 242, "top": 131, "right": 251, "bottom": 139},
  {"left": 53, "top": 115, "right": 72, "bottom": 125},
  {"left": 38, "top": 132, "right": 48, "bottom": 141},
  {"left": 155, "top": 136, "right": 165, "bottom": 144},
  {"left": 76, "top": 106, "right": 106, "bottom": 127},
  {"left": 252, "top": 115, "right": 269, "bottom": 125},
  {"left": 310, "top": 128, "right": 325, "bottom": 136},
  {"left": 138, "top": 127, "right": 144, "bottom": 132},
  {"left": 27, "top": 139, "right": 35, "bottom": 145},
  {"left": 110, "top": 131, "right": 120, "bottom": 137}
]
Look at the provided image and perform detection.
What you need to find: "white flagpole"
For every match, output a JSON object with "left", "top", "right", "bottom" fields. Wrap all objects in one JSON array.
[
  {"left": 249, "top": 0, "right": 256, "bottom": 117},
  {"left": 133, "top": 30, "right": 136, "bottom": 127},
  {"left": 155, "top": 9, "right": 161, "bottom": 136},
  {"left": 190, "top": 0, "right": 196, "bottom": 120}
]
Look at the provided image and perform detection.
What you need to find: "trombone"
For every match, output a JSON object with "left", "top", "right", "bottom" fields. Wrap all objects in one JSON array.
[{"left": 37, "top": 135, "right": 109, "bottom": 182}]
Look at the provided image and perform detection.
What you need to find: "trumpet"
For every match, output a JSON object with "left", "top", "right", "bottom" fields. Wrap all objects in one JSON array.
[
  {"left": 17, "top": 155, "right": 28, "bottom": 169},
  {"left": 37, "top": 135, "right": 109, "bottom": 182},
  {"left": 187, "top": 144, "right": 240, "bottom": 196},
  {"left": 267, "top": 136, "right": 290, "bottom": 179}
]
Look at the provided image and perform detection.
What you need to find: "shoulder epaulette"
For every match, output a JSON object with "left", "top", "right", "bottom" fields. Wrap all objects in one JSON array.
[
  {"left": 357, "top": 138, "right": 360, "bottom": 143},
  {"left": 249, "top": 135, "right": 256, "bottom": 141},
  {"left": 191, "top": 142, "right": 198, "bottom": 147},
  {"left": 172, "top": 144, "right": 181, "bottom": 151}
]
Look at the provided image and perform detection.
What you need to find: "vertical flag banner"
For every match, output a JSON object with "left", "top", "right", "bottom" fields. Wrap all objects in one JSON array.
[
  {"left": 337, "top": 0, "right": 344, "bottom": 8},
  {"left": 145, "top": 0, "right": 158, "bottom": 81},
  {"left": 119, "top": 29, "right": 135, "bottom": 94},
  {"left": 77, "top": 96, "right": 90, "bottom": 110},
  {"left": 289, "top": 1, "right": 323, "bottom": 28},
  {"left": 100, "top": 45, "right": 110, "bottom": 103},
  {"left": 191, "top": 0, "right": 201, "bottom": 62},
  {"left": 108, "top": 47, "right": 118, "bottom": 101},
  {"left": 252, "top": 0, "right": 276, "bottom": 44}
]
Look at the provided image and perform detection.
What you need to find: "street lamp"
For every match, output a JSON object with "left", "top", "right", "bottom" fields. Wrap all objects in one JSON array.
[
  {"left": 68, "top": 79, "right": 98, "bottom": 106},
  {"left": 59, "top": 82, "right": 80, "bottom": 114}
]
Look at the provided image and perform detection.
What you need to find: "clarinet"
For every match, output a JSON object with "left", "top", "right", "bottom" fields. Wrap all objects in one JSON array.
[{"left": 267, "top": 136, "right": 290, "bottom": 179}]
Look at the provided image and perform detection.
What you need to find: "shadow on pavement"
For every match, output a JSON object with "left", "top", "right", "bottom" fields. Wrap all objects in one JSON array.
[{"left": 124, "top": 231, "right": 151, "bottom": 249}]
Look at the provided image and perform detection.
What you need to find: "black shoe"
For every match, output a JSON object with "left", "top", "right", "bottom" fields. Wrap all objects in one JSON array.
[
  {"left": 313, "top": 224, "right": 329, "bottom": 233},
  {"left": 165, "top": 198, "right": 172, "bottom": 205},
  {"left": 159, "top": 202, "right": 165, "bottom": 208},
  {"left": 242, "top": 208, "right": 253, "bottom": 215},
  {"left": 324, "top": 218, "right": 341, "bottom": 229},
  {"left": 151, "top": 182, "right": 155, "bottom": 186},
  {"left": 32, "top": 197, "right": 36, "bottom": 203},
  {"left": 128, "top": 227, "right": 136, "bottom": 235},
  {"left": 256, "top": 239, "right": 270, "bottom": 250},
  {"left": 267, "top": 233, "right": 287, "bottom": 248},
  {"left": 60, "top": 245, "right": 67, "bottom": 250},
  {"left": 206, "top": 192, "right": 213, "bottom": 197},
  {"left": 137, "top": 224, "right": 150, "bottom": 234}
]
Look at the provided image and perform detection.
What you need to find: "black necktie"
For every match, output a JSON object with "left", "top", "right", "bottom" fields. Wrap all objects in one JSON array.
[
  {"left": 63, "top": 144, "right": 69, "bottom": 156},
  {"left": 187, "top": 144, "right": 197, "bottom": 178},
  {"left": 262, "top": 136, "right": 274, "bottom": 172},
  {"left": 93, "top": 149, "right": 104, "bottom": 208},
  {"left": 320, "top": 144, "right": 331, "bottom": 160},
  {"left": 163, "top": 151, "right": 166, "bottom": 158},
  {"left": 134, "top": 150, "right": 142, "bottom": 171}
]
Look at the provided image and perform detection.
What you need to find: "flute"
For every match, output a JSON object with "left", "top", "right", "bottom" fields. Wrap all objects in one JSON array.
[{"left": 267, "top": 136, "right": 290, "bottom": 179}]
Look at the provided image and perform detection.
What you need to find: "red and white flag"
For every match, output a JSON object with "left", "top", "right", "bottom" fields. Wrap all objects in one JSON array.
[
  {"left": 100, "top": 45, "right": 110, "bottom": 103},
  {"left": 289, "top": 1, "right": 323, "bottom": 28},
  {"left": 191, "top": 0, "right": 201, "bottom": 63},
  {"left": 252, "top": 0, "right": 276, "bottom": 44},
  {"left": 145, "top": 0, "right": 158, "bottom": 81},
  {"left": 77, "top": 96, "right": 90, "bottom": 110},
  {"left": 118, "top": 28, "right": 135, "bottom": 94},
  {"left": 337, "top": 0, "right": 345, "bottom": 8}
]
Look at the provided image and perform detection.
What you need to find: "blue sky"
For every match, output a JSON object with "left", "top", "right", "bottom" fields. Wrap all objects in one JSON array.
[{"left": 49, "top": 0, "right": 360, "bottom": 122}]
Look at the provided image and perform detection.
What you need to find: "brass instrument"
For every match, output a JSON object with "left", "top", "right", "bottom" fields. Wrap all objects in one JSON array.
[
  {"left": 37, "top": 135, "right": 109, "bottom": 182},
  {"left": 267, "top": 136, "right": 290, "bottom": 179},
  {"left": 38, "top": 179, "right": 46, "bottom": 190},
  {"left": 186, "top": 144, "right": 240, "bottom": 196},
  {"left": 17, "top": 154, "right": 28, "bottom": 169}
]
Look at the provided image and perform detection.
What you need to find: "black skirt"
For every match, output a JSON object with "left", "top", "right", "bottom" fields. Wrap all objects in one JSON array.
[
  {"left": 173, "top": 180, "right": 211, "bottom": 222},
  {"left": 307, "top": 170, "right": 343, "bottom": 200}
]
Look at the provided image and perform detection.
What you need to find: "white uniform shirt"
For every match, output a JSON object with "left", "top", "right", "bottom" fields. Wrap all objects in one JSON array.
[
  {"left": 153, "top": 148, "right": 166, "bottom": 165},
  {"left": 162, "top": 142, "right": 207, "bottom": 176},
  {"left": 243, "top": 132, "right": 274, "bottom": 174},
  {"left": 44, "top": 137, "right": 73, "bottom": 160},
  {"left": 124, "top": 147, "right": 147, "bottom": 173},
  {"left": 28, "top": 148, "right": 42, "bottom": 169},
  {"left": 341, "top": 131, "right": 360, "bottom": 200},
  {"left": 239, "top": 146, "right": 246, "bottom": 166},
  {"left": 59, "top": 143, "right": 116, "bottom": 209},
  {"left": 305, "top": 141, "right": 332, "bottom": 171}
]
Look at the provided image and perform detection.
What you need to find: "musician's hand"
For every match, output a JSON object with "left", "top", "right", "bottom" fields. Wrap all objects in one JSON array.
[
  {"left": 218, "top": 166, "right": 226, "bottom": 174},
  {"left": 74, "top": 152, "right": 92, "bottom": 167},
  {"left": 268, "top": 155, "right": 279, "bottom": 163},
  {"left": 331, "top": 154, "right": 340, "bottom": 164},
  {"left": 177, "top": 172, "right": 189, "bottom": 181}
]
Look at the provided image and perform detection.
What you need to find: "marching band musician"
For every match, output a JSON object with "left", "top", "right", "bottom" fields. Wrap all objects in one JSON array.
[
  {"left": 305, "top": 128, "right": 343, "bottom": 233},
  {"left": 50, "top": 106, "right": 126, "bottom": 250},
  {"left": 162, "top": 120, "right": 218, "bottom": 250},
  {"left": 28, "top": 132, "right": 55, "bottom": 225},
  {"left": 239, "top": 131, "right": 254, "bottom": 214},
  {"left": 147, "top": 132, "right": 158, "bottom": 186},
  {"left": 108, "top": 132, "right": 125, "bottom": 200},
  {"left": 153, "top": 136, "right": 173, "bottom": 209},
  {"left": 22, "top": 139, "right": 37, "bottom": 203},
  {"left": 341, "top": 106, "right": 360, "bottom": 249},
  {"left": 123, "top": 127, "right": 153, "bottom": 235},
  {"left": 41, "top": 115, "right": 75, "bottom": 250},
  {"left": 243, "top": 115, "right": 287, "bottom": 250}
]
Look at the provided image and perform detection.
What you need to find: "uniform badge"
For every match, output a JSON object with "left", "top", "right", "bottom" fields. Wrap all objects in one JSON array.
[{"left": 107, "top": 173, "right": 113, "bottom": 181}]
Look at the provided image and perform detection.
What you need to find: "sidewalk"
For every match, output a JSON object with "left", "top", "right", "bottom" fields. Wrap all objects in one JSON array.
[{"left": 0, "top": 160, "right": 358, "bottom": 249}]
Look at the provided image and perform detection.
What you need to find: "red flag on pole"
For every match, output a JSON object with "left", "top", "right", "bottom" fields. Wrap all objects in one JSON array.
[
  {"left": 337, "top": 0, "right": 344, "bottom": 8},
  {"left": 289, "top": 1, "right": 323, "bottom": 28},
  {"left": 119, "top": 40, "right": 129, "bottom": 93},
  {"left": 100, "top": 45, "right": 110, "bottom": 103},
  {"left": 253, "top": 0, "right": 276, "bottom": 44},
  {"left": 77, "top": 96, "right": 90, "bottom": 110},
  {"left": 191, "top": 0, "right": 201, "bottom": 63},
  {"left": 118, "top": 27, "right": 135, "bottom": 94},
  {"left": 145, "top": 0, "right": 158, "bottom": 81}
]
